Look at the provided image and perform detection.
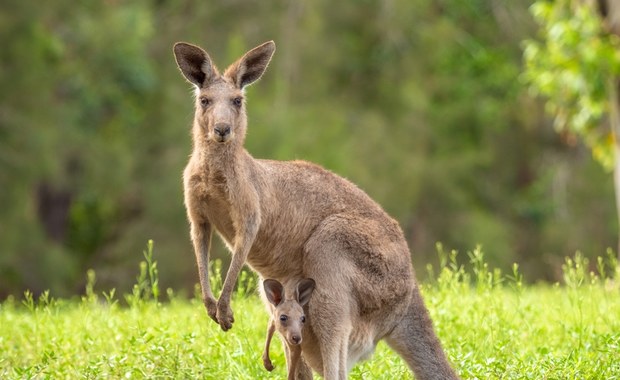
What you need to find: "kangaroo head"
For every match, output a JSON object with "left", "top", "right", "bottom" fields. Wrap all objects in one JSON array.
[
  {"left": 173, "top": 41, "right": 275, "bottom": 145},
  {"left": 264, "top": 278, "right": 316, "bottom": 346}
]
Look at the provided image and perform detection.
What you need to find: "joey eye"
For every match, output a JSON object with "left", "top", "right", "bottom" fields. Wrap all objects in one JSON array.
[
  {"left": 280, "top": 315, "right": 288, "bottom": 322},
  {"left": 232, "top": 97, "right": 243, "bottom": 107},
  {"left": 200, "top": 97, "right": 210, "bottom": 107},
  {"left": 301, "top": 316, "right": 306, "bottom": 323}
]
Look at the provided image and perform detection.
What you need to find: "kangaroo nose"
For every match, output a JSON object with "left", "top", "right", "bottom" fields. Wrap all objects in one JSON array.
[
  {"left": 214, "top": 123, "right": 231, "bottom": 137},
  {"left": 291, "top": 335, "right": 301, "bottom": 345}
]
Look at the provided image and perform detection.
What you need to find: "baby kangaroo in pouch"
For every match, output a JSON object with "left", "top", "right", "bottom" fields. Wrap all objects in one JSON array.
[{"left": 262, "top": 278, "right": 315, "bottom": 380}]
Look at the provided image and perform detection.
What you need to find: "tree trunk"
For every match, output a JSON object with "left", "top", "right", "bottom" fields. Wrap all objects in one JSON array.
[
  {"left": 603, "top": 0, "right": 620, "bottom": 259},
  {"left": 603, "top": 0, "right": 620, "bottom": 35},
  {"left": 610, "top": 79, "right": 620, "bottom": 260}
]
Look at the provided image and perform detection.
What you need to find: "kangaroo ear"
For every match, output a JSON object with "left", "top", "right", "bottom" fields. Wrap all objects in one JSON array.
[
  {"left": 224, "top": 41, "right": 275, "bottom": 89},
  {"left": 264, "top": 279, "right": 284, "bottom": 306},
  {"left": 173, "top": 42, "right": 218, "bottom": 88},
  {"left": 296, "top": 278, "right": 316, "bottom": 307}
]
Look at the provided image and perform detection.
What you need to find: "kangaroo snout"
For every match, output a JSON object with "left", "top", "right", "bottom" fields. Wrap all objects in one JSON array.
[
  {"left": 213, "top": 123, "right": 231, "bottom": 142},
  {"left": 290, "top": 334, "right": 302, "bottom": 345}
]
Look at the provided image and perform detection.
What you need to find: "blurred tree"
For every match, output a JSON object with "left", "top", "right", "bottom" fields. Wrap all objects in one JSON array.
[
  {"left": 0, "top": 0, "right": 616, "bottom": 296},
  {"left": 0, "top": 0, "right": 158, "bottom": 295},
  {"left": 524, "top": 0, "right": 620, "bottom": 257}
]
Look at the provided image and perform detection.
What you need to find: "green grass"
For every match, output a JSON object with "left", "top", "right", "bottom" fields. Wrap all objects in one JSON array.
[{"left": 1, "top": 245, "right": 619, "bottom": 379}]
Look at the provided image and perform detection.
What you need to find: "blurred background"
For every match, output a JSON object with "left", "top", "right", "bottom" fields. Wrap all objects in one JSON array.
[{"left": 1, "top": 0, "right": 617, "bottom": 298}]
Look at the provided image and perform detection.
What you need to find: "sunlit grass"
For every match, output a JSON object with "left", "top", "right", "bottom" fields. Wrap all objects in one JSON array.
[{"left": 1, "top": 243, "right": 619, "bottom": 379}]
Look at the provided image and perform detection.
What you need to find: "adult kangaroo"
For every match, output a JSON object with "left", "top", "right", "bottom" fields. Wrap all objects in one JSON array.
[{"left": 173, "top": 40, "right": 459, "bottom": 380}]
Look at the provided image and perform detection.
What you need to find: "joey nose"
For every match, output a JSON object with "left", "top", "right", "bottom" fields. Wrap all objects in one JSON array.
[
  {"left": 291, "top": 335, "right": 301, "bottom": 345},
  {"left": 214, "top": 123, "right": 231, "bottom": 138}
]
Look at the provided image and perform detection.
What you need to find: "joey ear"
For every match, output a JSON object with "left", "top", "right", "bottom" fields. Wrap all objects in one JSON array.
[
  {"left": 296, "top": 278, "right": 316, "bottom": 307},
  {"left": 264, "top": 279, "right": 284, "bottom": 307},
  {"left": 173, "top": 42, "right": 218, "bottom": 88},
  {"left": 224, "top": 41, "right": 275, "bottom": 89}
]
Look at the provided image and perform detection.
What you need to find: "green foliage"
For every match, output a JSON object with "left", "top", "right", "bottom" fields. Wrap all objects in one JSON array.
[
  {"left": 125, "top": 240, "right": 160, "bottom": 307},
  {"left": 0, "top": 0, "right": 164, "bottom": 296},
  {"left": 524, "top": 0, "right": 620, "bottom": 169},
  {"left": 1, "top": 248, "right": 619, "bottom": 378},
  {"left": 1, "top": 0, "right": 618, "bottom": 296}
]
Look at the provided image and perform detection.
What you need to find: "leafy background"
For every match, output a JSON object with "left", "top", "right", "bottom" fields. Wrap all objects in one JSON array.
[{"left": 0, "top": 0, "right": 617, "bottom": 297}]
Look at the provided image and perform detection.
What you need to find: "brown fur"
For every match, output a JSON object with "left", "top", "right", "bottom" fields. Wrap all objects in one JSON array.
[
  {"left": 173, "top": 40, "right": 459, "bottom": 380},
  {"left": 262, "top": 278, "right": 315, "bottom": 380}
]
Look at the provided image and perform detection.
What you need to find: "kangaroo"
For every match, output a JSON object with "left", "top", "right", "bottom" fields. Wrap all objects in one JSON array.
[
  {"left": 173, "top": 40, "right": 460, "bottom": 379},
  {"left": 262, "top": 278, "right": 315, "bottom": 380}
]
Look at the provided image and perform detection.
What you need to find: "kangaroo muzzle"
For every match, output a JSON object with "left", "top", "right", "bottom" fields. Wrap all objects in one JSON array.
[
  {"left": 289, "top": 333, "right": 302, "bottom": 345},
  {"left": 213, "top": 123, "right": 231, "bottom": 142}
]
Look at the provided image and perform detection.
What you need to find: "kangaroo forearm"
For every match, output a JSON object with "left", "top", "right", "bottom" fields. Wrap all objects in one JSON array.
[
  {"left": 192, "top": 222, "right": 214, "bottom": 299},
  {"left": 264, "top": 321, "right": 275, "bottom": 359},
  {"left": 220, "top": 212, "right": 260, "bottom": 300},
  {"left": 220, "top": 249, "right": 248, "bottom": 300}
]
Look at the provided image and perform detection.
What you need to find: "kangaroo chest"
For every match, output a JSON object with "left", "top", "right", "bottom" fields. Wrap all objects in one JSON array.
[
  {"left": 203, "top": 193, "right": 236, "bottom": 245},
  {"left": 189, "top": 169, "right": 237, "bottom": 245}
]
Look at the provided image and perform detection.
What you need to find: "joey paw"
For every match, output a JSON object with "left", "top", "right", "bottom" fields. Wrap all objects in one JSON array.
[{"left": 263, "top": 359, "right": 274, "bottom": 372}]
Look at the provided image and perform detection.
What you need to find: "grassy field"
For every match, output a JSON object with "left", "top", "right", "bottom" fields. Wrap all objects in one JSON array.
[{"left": 1, "top": 247, "right": 619, "bottom": 379}]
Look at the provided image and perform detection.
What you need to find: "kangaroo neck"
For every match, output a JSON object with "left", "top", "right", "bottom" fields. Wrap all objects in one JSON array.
[{"left": 199, "top": 140, "right": 254, "bottom": 180}]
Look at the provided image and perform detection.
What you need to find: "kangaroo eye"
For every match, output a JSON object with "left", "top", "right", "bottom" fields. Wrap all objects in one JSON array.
[
  {"left": 200, "top": 97, "right": 210, "bottom": 107},
  {"left": 301, "top": 316, "right": 306, "bottom": 323},
  {"left": 232, "top": 97, "right": 243, "bottom": 107},
  {"left": 279, "top": 315, "right": 288, "bottom": 322}
]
